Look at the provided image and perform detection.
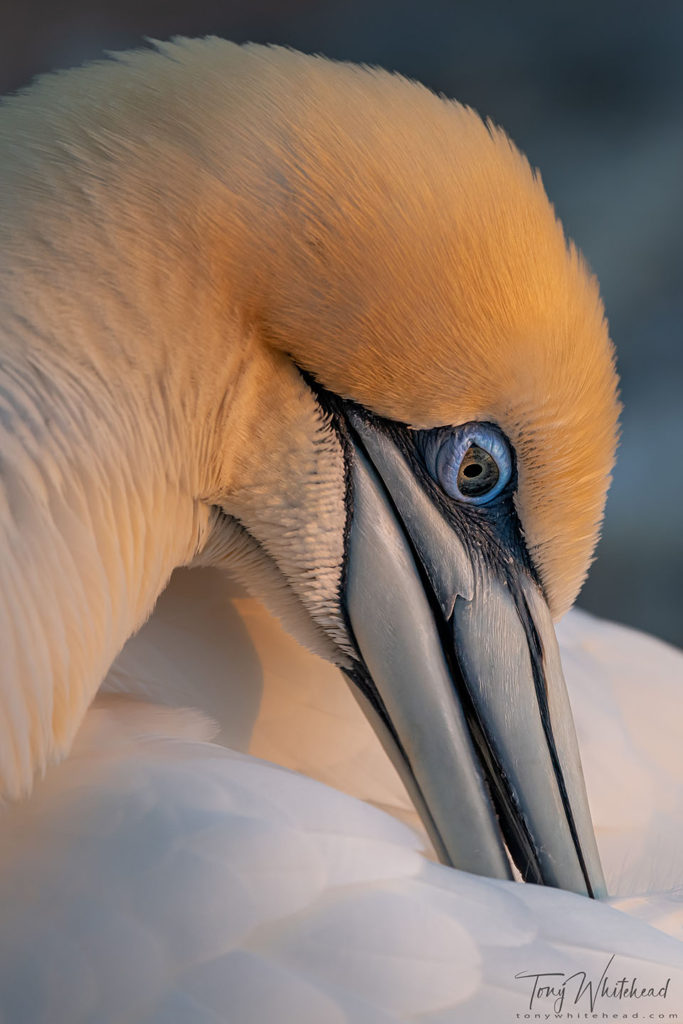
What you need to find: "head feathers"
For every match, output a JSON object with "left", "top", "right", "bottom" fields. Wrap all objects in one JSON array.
[
  {"left": 5, "top": 38, "right": 620, "bottom": 616},
  {"left": 204, "top": 41, "right": 620, "bottom": 616}
]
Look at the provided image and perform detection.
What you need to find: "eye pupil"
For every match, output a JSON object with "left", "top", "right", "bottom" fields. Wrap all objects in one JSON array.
[
  {"left": 457, "top": 444, "right": 500, "bottom": 498},
  {"left": 426, "top": 423, "right": 511, "bottom": 506}
]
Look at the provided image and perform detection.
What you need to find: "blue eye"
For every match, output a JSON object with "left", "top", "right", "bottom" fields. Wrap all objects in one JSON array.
[{"left": 422, "top": 423, "right": 512, "bottom": 505}]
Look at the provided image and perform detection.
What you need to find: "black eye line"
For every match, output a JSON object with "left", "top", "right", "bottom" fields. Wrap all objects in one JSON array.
[
  {"left": 294, "top": 366, "right": 541, "bottom": 590},
  {"left": 302, "top": 384, "right": 515, "bottom": 523},
  {"left": 355, "top": 414, "right": 538, "bottom": 584},
  {"left": 337, "top": 408, "right": 516, "bottom": 554},
  {"left": 393, "top": 425, "right": 542, "bottom": 591}
]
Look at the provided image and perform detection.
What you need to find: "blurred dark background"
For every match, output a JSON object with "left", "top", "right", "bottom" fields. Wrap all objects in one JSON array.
[{"left": 2, "top": 1, "right": 682, "bottom": 645}]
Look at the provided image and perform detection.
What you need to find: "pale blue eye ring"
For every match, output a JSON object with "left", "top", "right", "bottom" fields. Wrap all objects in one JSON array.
[{"left": 422, "top": 423, "right": 512, "bottom": 505}]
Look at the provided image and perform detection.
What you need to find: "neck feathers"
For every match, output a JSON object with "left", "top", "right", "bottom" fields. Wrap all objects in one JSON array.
[
  {"left": 0, "top": 353, "right": 213, "bottom": 798},
  {"left": 0, "top": 50, "right": 272, "bottom": 795}
]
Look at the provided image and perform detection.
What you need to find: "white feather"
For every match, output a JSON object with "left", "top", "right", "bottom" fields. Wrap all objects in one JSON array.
[
  {"left": 0, "top": 693, "right": 681, "bottom": 1023},
  {"left": 3, "top": 568, "right": 680, "bottom": 1021},
  {"left": 558, "top": 609, "right": 683, "bottom": 897}
]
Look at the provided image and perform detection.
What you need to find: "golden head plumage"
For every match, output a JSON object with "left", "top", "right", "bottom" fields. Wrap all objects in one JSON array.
[
  {"left": 1, "top": 35, "right": 617, "bottom": 890},
  {"left": 2, "top": 37, "right": 619, "bottom": 619},
  {"left": 213, "top": 41, "right": 620, "bottom": 618}
]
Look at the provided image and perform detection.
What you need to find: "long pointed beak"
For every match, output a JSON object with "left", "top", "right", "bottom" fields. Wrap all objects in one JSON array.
[{"left": 343, "top": 413, "right": 606, "bottom": 898}]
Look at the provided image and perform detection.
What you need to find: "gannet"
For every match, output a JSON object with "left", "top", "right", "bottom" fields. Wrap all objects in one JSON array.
[{"left": 2, "top": 36, "right": 680, "bottom": 1021}]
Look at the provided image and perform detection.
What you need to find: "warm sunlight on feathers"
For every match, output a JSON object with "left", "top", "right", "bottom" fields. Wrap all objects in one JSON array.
[
  {"left": 206, "top": 40, "right": 621, "bottom": 617},
  {"left": 2, "top": 37, "right": 619, "bottom": 616}
]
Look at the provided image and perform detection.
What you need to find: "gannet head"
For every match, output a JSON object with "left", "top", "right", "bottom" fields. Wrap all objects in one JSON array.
[
  {"left": 194, "top": 42, "right": 618, "bottom": 894},
  {"left": 1, "top": 39, "right": 619, "bottom": 895}
]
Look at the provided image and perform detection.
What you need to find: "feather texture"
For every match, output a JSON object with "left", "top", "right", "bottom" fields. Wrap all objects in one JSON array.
[{"left": 0, "top": 692, "right": 681, "bottom": 1024}]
